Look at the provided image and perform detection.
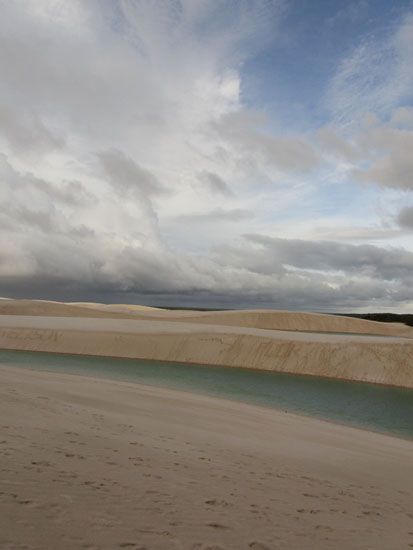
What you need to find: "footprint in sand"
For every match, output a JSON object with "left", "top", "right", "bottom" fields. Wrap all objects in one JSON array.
[
  {"left": 193, "top": 544, "right": 227, "bottom": 550},
  {"left": 204, "top": 499, "right": 230, "bottom": 508},
  {"left": 249, "top": 543, "right": 273, "bottom": 550},
  {"left": 206, "top": 522, "right": 230, "bottom": 530}
]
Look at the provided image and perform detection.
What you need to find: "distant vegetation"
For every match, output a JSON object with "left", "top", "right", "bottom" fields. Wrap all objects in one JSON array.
[{"left": 337, "top": 313, "right": 413, "bottom": 327}]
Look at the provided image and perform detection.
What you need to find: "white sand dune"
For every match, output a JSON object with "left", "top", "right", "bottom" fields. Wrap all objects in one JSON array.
[
  {"left": 150, "top": 309, "right": 413, "bottom": 338},
  {"left": 0, "top": 364, "right": 412, "bottom": 550},
  {"left": 0, "top": 299, "right": 163, "bottom": 318},
  {"left": 0, "top": 311, "right": 412, "bottom": 387},
  {"left": 1, "top": 298, "right": 412, "bottom": 338}
]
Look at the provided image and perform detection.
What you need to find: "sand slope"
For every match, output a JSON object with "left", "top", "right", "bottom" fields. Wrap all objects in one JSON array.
[
  {"left": 1, "top": 365, "right": 412, "bottom": 550},
  {"left": 0, "top": 315, "right": 413, "bottom": 387},
  {"left": 161, "top": 309, "right": 413, "bottom": 338}
]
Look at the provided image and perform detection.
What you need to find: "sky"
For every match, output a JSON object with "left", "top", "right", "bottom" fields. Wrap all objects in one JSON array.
[{"left": 1, "top": 0, "right": 413, "bottom": 312}]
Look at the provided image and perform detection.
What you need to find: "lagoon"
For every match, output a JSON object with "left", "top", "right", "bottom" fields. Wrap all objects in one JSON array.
[{"left": 1, "top": 349, "right": 412, "bottom": 440}]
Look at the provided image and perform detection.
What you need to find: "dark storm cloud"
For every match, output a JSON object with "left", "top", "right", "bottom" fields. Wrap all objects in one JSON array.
[
  {"left": 242, "top": 234, "right": 413, "bottom": 282},
  {"left": 2, "top": 227, "right": 412, "bottom": 311}
]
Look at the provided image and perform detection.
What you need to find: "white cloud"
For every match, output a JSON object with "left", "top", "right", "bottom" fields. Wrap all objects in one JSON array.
[
  {"left": 327, "top": 13, "right": 413, "bottom": 126},
  {"left": 390, "top": 106, "right": 413, "bottom": 128}
]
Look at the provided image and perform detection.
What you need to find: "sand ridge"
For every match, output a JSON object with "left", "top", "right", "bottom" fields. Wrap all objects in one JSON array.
[
  {"left": 1, "top": 299, "right": 412, "bottom": 338},
  {"left": 67, "top": 302, "right": 162, "bottom": 313},
  {"left": 0, "top": 299, "right": 165, "bottom": 319}
]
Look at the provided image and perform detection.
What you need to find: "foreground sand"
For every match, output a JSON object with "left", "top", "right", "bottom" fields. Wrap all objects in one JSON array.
[{"left": 0, "top": 365, "right": 412, "bottom": 550}]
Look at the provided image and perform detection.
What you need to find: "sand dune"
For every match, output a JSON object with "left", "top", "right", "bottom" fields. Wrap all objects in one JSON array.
[
  {"left": 0, "top": 299, "right": 163, "bottom": 319},
  {"left": 1, "top": 299, "right": 412, "bottom": 338},
  {"left": 0, "top": 314, "right": 412, "bottom": 387},
  {"left": 1, "top": 364, "right": 412, "bottom": 550},
  {"left": 157, "top": 309, "right": 413, "bottom": 338},
  {"left": 1, "top": 299, "right": 412, "bottom": 387},
  {"left": 67, "top": 301, "right": 163, "bottom": 313}
]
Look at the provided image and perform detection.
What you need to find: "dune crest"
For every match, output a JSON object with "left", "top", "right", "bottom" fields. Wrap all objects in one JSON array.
[{"left": 0, "top": 299, "right": 412, "bottom": 338}]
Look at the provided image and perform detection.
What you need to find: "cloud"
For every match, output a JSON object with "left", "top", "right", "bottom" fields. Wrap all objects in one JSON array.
[
  {"left": 317, "top": 114, "right": 413, "bottom": 191},
  {"left": 316, "top": 127, "right": 360, "bottom": 162},
  {"left": 212, "top": 111, "right": 320, "bottom": 174},
  {"left": 327, "top": 13, "right": 413, "bottom": 125},
  {"left": 1, "top": 216, "right": 413, "bottom": 310},
  {"left": 198, "top": 171, "right": 233, "bottom": 196},
  {"left": 176, "top": 208, "right": 252, "bottom": 224},
  {"left": 2, "top": 233, "right": 412, "bottom": 311},
  {"left": 327, "top": 0, "right": 370, "bottom": 27},
  {"left": 0, "top": 105, "right": 64, "bottom": 155},
  {"left": 353, "top": 125, "right": 413, "bottom": 190},
  {"left": 0, "top": 1, "right": 413, "bottom": 312},
  {"left": 241, "top": 234, "right": 413, "bottom": 282},
  {"left": 397, "top": 206, "right": 413, "bottom": 228},
  {"left": 309, "top": 225, "right": 403, "bottom": 241},
  {"left": 99, "top": 149, "right": 165, "bottom": 197},
  {"left": 0, "top": 153, "right": 93, "bottom": 209},
  {"left": 2, "top": 204, "right": 61, "bottom": 234},
  {"left": 390, "top": 106, "right": 413, "bottom": 128}
]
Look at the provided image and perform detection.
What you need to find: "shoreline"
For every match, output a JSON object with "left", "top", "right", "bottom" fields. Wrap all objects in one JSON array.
[
  {"left": 3, "top": 344, "right": 413, "bottom": 392},
  {"left": 1, "top": 361, "right": 411, "bottom": 441},
  {"left": 3, "top": 355, "right": 413, "bottom": 443}
]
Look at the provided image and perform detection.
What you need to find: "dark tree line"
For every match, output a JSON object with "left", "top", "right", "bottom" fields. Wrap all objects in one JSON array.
[{"left": 336, "top": 313, "right": 413, "bottom": 327}]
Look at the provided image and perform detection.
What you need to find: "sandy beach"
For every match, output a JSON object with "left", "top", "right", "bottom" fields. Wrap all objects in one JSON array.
[{"left": 1, "top": 364, "right": 412, "bottom": 550}]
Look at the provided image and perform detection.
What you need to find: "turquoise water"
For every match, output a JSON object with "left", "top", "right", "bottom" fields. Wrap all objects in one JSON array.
[{"left": 1, "top": 349, "right": 412, "bottom": 440}]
